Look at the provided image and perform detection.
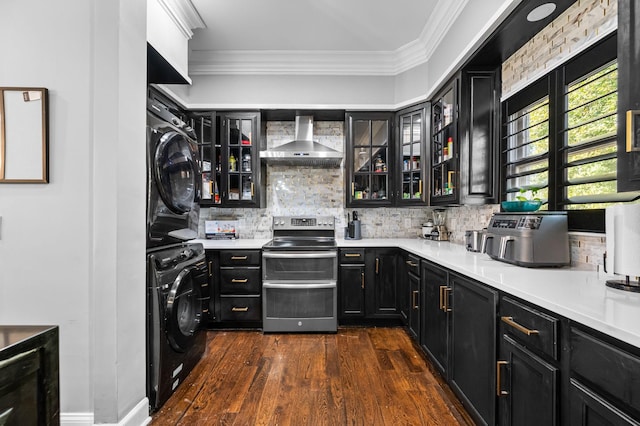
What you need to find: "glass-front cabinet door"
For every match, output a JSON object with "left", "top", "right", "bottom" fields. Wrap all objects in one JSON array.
[
  {"left": 192, "top": 111, "right": 263, "bottom": 208},
  {"left": 190, "top": 111, "right": 219, "bottom": 206},
  {"left": 397, "top": 104, "right": 428, "bottom": 206},
  {"left": 220, "top": 112, "right": 261, "bottom": 207},
  {"left": 431, "top": 80, "right": 459, "bottom": 205},
  {"left": 346, "top": 112, "right": 394, "bottom": 207}
]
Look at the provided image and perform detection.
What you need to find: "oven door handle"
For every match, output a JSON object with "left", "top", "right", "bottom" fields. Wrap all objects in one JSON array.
[
  {"left": 262, "top": 251, "right": 337, "bottom": 259},
  {"left": 262, "top": 281, "right": 336, "bottom": 289}
]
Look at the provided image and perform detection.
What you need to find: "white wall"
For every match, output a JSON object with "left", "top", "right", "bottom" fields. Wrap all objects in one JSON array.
[{"left": 0, "top": 0, "right": 147, "bottom": 424}]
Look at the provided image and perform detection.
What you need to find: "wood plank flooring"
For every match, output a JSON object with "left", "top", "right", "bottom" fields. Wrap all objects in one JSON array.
[{"left": 151, "top": 327, "right": 473, "bottom": 426}]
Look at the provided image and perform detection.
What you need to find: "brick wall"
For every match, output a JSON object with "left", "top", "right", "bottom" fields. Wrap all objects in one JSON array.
[{"left": 502, "top": 0, "right": 617, "bottom": 99}]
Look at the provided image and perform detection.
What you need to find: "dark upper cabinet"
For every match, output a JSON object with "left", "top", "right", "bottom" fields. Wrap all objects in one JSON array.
[
  {"left": 617, "top": 0, "right": 640, "bottom": 192},
  {"left": 430, "top": 78, "right": 460, "bottom": 205},
  {"left": 459, "top": 68, "right": 500, "bottom": 205},
  {"left": 191, "top": 111, "right": 265, "bottom": 208},
  {"left": 396, "top": 104, "right": 429, "bottom": 206},
  {"left": 345, "top": 112, "right": 395, "bottom": 207}
]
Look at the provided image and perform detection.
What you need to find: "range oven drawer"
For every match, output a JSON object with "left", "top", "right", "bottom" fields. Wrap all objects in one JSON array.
[
  {"left": 219, "top": 296, "right": 261, "bottom": 322},
  {"left": 220, "top": 267, "right": 261, "bottom": 294}
]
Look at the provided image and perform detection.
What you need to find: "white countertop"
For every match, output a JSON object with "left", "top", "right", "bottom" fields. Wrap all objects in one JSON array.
[{"left": 194, "top": 237, "right": 640, "bottom": 348}]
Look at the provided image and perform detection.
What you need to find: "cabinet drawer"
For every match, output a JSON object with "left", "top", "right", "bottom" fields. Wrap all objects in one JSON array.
[
  {"left": 570, "top": 327, "right": 640, "bottom": 414},
  {"left": 219, "top": 296, "right": 261, "bottom": 322},
  {"left": 404, "top": 253, "right": 420, "bottom": 276},
  {"left": 220, "top": 267, "right": 261, "bottom": 294},
  {"left": 500, "top": 297, "right": 558, "bottom": 360},
  {"left": 340, "top": 249, "right": 365, "bottom": 264},
  {"left": 219, "top": 250, "right": 261, "bottom": 266}
]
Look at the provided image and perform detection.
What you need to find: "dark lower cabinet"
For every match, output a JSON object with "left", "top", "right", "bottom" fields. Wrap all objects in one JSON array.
[
  {"left": 339, "top": 263, "right": 366, "bottom": 319},
  {"left": 365, "top": 248, "right": 398, "bottom": 318},
  {"left": 569, "top": 379, "right": 640, "bottom": 426},
  {"left": 338, "top": 248, "right": 398, "bottom": 322},
  {"left": 449, "top": 273, "right": 498, "bottom": 426},
  {"left": 498, "top": 335, "right": 559, "bottom": 426},
  {"left": 420, "top": 260, "right": 449, "bottom": 376}
]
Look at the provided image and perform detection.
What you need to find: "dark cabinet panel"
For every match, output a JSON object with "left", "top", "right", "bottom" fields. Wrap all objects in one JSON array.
[
  {"left": 498, "top": 335, "right": 559, "bottom": 426},
  {"left": 617, "top": 0, "right": 640, "bottom": 192},
  {"left": 569, "top": 379, "right": 640, "bottom": 426},
  {"left": 450, "top": 274, "right": 497, "bottom": 426},
  {"left": 420, "top": 260, "right": 449, "bottom": 376},
  {"left": 365, "top": 248, "right": 398, "bottom": 317},
  {"left": 339, "top": 263, "right": 365, "bottom": 318},
  {"left": 407, "top": 271, "right": 420, "bottom": 341},
  {"left": 459, "top": 68, "right": 500, "bottom": 205}
]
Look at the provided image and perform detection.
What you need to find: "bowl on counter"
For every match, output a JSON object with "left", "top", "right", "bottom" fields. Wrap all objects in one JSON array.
[{"left": 501, "top": 200, "right": 542, "bottom": 212}]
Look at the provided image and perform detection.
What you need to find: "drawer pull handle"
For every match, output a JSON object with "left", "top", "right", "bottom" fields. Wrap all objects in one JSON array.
[
  {"left": 496, "top": 360, "right": 509, "bottom": 396},
  {"left": 440, "top": 286, "right": 451, "bottom": 312},
  {"left": 208, "top": 260, "right": 213, "bottom": 277},
  {"left": 501, "top": 316, "right": 539, "bottom": 336},
  {"left": 412, "top": 290, "right": 419, "bottom": 309},
  {"left": 232, "top": 307, "right": 249, "bottom": 312},
  {"left": 231, "top": 256, "right": 248, "bottom": 260},
  {"left": 361, "top": 272, "right": 365, "bottom": 289},
  {"left": 231, "top": 278, "right": 249, "bottom": 283},
  {"left": 376, "top": 258, "right": 380, "bottom": 274},
  {"left": 405, "top": 260, "right": 418, "bottom": 267},
  {"left": 345, "top": 253, "right": 361, "bottom": 258}
]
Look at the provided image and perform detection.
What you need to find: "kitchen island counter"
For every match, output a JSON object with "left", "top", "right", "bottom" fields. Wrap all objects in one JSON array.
[{"left": 196, "top": 237, "right": 640, "bottom": 349}]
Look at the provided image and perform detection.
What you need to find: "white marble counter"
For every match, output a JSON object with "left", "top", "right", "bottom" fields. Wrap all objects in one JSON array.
[{"left": 194, "top": 237, "right": 640, "bottom": 348}]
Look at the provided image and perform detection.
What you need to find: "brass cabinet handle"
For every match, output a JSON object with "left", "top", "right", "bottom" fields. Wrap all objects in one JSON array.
[
  {"left": 351, "top": 182, "right": 355, "bottom": 196},
  {"left": 231, "top": 278, "right": 248, "bottom": 283},
  {"left": 412, "top": 290, "right": 419, "bottom": 309},
  {"left": 501, "top": 316, "right": 539, "bottom": 336},
  {"left": 209, "top": 181, "right": 213, "bottom": 197},
  {"left": 232, "top": 307, "right": 249, "bottom": 312},
  {"left": 405, "top": 260, "right": 418, "bottom": 267},
  {"left": 208, "top": 261, "right": 213, "bottom": 277},
  {"left": 345, "top": 253, "right": 361, "bottom": 258},
  {"left": 440, "top": 286, "right": 452, "bottom": 312},
  {"left": 419, "top": 179, "right": 423, "bottom": 195},
  {"left": 202, "top": 308, "right": 209, "bottom": 313},
  {"left": 361, "top": 272, "right": 365, "bottom": 289},
  {"left": 496, "top": 360, "right": 509, "bottom": 396},
  {"left": 231, "top": 256, "right": 248, "bottom": 260},
  {"left": 375, "top": 258, "right": 380, "bottom": 274},
  {"left": 251, "top": 182, "right": 255, "bottom": 197}
]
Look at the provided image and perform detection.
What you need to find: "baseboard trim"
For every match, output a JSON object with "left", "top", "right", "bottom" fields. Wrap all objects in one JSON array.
[{"left": 61, "top": 397, "right": 150, "bottom": 426}]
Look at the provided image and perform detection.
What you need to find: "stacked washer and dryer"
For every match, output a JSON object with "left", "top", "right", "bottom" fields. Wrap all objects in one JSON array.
[{"left": 146, "top": 98, "right": 208, "bottom": 412}]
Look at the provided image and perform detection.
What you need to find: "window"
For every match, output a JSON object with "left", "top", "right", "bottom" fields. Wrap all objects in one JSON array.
[{"left": 501, "top": 34, "right": 636, "bottom": 232}]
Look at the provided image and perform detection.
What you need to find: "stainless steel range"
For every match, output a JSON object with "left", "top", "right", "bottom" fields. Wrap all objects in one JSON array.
[{"left": 262, "top": 216, "right": 337, "bottom": 333}]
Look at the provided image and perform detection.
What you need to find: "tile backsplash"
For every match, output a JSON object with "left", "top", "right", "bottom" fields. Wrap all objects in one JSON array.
[{"left": 199, "top": 120, "right": 605, "bottom": 268}]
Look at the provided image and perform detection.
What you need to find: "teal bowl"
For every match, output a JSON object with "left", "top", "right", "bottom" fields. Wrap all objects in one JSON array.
[{"left": 501, "top": 200, "right": 542, "bottom": 212}]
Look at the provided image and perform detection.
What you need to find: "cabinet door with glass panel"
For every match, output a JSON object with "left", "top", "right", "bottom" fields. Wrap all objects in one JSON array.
[
  {"left": 219, "top": 112, "right": 262, "bottom": 207},
  {"left": 346, "top": 112, "right": 394, "bottom": 207},
  {"left": 190, "top": 111, "right": 219, "bottom": 207},
  {"left": 397, "top": 104, "right": 428, "bottom": 206},
  {"left": 431, "top": 80, "right": 459, "bottom": 205}
]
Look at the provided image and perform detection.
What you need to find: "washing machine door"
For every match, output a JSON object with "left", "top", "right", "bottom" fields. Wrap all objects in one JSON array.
[
  {"left": 154, "top": 131, "right": 200, "bottom": 215},
  {"left": 165, "top": 267, "right": 203, "bottom": 352}
]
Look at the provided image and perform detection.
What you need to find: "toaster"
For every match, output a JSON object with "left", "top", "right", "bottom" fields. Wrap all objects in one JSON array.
[{"left": 482, "top": 212, "right": 570, "bottom": 267}]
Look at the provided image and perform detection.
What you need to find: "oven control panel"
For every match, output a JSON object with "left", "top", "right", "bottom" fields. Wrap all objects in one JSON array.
[{"left": 272, "top": 216, "right": 335, "bottom": 230}]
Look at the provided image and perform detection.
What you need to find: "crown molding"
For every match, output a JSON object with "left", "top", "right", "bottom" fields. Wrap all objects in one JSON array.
[
  {"left": 157, "top": 0, "right": 205, "bottom": 39},
  {"left": 188, "top": 0, "right": 469, "bottom": 76}
]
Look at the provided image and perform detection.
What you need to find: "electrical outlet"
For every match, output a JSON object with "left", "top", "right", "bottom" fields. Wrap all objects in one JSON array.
[{"left": 404, "top": 218, "right": 411, "bottom": 228}]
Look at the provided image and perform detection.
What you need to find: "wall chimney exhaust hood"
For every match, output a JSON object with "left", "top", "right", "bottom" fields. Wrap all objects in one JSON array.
[{"left": 260, "top": 115, "right": 343, "bottom": 167}]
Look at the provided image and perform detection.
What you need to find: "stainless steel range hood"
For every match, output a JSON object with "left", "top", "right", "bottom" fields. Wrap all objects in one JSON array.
[{"left": 260, "top": 115, "right": 343, "bottom": 167}]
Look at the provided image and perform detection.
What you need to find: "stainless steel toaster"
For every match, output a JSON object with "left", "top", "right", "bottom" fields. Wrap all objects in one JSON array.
[{"left": 482, "top": 212, "right": 570, "bottom": 267}]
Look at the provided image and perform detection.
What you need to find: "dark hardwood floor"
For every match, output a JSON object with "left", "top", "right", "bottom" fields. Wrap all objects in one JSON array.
[{"left": 151, "top": 327, "right": 473, "bottom": 425}]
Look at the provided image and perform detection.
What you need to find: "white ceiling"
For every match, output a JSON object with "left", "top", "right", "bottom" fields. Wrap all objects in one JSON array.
[{"left": 188, "top": 0, "right": 466, "bottom": 76}]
